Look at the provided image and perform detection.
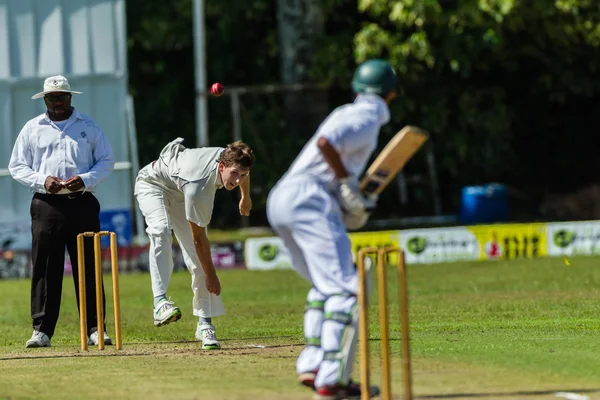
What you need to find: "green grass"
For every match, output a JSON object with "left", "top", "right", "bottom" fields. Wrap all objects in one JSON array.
[{"left": 1, "top": 256, "right": 600, "bottom": 399}]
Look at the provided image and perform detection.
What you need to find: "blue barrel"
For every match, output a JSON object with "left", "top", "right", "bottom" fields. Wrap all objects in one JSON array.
[{"left": 459, "top": 184, "right": 508, "bottom": 225}]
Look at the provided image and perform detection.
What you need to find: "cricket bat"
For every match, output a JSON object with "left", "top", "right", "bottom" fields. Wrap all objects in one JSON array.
[{"left": 359, "top": 125, "right": 429, "bottom": 196}]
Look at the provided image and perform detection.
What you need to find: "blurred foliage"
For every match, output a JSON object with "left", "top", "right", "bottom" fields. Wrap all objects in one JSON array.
[
  {"left": 127, "top": 0, "right": 281, "bottom": 168},
  {"left": 127, "top": 0, "right": 600, "bottom": 228},
  {"left": 356, "top": 0, "right": 600, "bottom": 214},
  {"left": 127, "top": 0, "right": 359, "bottom": 227}
]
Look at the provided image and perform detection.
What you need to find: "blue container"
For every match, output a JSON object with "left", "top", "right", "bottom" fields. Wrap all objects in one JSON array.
[{"left": 459, "top": 184, "right": 508, "bottom": 225}]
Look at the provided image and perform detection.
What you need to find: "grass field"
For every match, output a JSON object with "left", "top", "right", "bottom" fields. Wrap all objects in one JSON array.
[{"left": 1, "top": 256, "right": 600, "bottom": 400}]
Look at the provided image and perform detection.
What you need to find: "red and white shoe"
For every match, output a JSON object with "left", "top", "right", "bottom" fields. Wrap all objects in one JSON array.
[
  {"left": 297, "top": 370, "right": 317, "bottom": 389},
  {"left": 313, "top": 382, "right": 380, "bottom": 400}
]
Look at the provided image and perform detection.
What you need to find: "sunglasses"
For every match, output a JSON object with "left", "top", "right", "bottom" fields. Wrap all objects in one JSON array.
[{"left": 44, "top": 94, "right": 71, "bottom": 103}]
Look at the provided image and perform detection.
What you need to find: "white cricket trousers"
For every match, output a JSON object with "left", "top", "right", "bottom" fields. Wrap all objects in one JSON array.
[
  {"left": 134, "top": 166, "right": 225, "bottom": 318},
  {"left": 267, "top": 177, "right": 358, "bottom": 389}
]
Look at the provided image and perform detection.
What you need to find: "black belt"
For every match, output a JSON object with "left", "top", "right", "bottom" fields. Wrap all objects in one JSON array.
[{"left": 34, "top": 191, "right": 89, "bottom": 200}]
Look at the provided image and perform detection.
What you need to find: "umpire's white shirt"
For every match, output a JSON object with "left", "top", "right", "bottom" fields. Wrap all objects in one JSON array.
[{"left": 8, "top": 109, "right": 115, "bottom": 193}]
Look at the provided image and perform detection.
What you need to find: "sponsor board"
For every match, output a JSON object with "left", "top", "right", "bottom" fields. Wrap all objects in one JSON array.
[
  {"left": 0, "top": 241, "right": 245, "bottom": 280},
  {"left": 137, "top": 242, "right": 245, "bottom": 271},
  {"left": 469, "top": 223, "right": 547, "bottom": 260},
  {"left": 245, "top": 231, "right": 401, "bottom": 271},
  {"left": 349, "top": 230, "right": 401, "bottom": 264},
  {"left": 400, "top": 227, "right": 479, "bottom": 264},
  {"left": 211, "top": 242, "right": 246, "bottom": 269},
  {"left": 547, "top": 221, "right": 600, "bottom": 256},
  {"left": 244, "top": 237, "right": 293, "bottom": 270},
  {"left": 400, "top": 223, "right": 548, "bottom": 263}
]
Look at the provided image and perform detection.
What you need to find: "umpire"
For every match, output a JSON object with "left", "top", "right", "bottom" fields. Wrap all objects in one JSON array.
[{"left": 8, "top": 75, "right": 115, "bottom": 348}]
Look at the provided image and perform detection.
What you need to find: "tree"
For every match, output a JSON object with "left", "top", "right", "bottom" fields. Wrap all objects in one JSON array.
[
  {"left": 355, "top": 0, "right": 600, "bottom": 214},
  {"left": 126, "top": 0, "right": 360, "bottom": 227}
]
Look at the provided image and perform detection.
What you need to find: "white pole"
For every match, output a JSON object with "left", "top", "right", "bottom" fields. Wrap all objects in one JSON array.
[
  {"left": 126, "top": 95, "right": 147, "bottom": 245},
  {"left": 193, "top": 0, "right": 209, "bottom": 147}
]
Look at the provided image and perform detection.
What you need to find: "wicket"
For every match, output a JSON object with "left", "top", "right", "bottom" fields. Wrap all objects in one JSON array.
[
  {"left": 356, "top": 246, "right": 412, "bottom": 400},
  {"left": 76, "top": 231, "right": 122, "bottom": 351}
]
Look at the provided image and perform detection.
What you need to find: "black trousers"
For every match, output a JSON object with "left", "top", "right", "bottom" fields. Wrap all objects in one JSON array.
[{"left": 30, "top": 192, "right": 105, "bottom": 338}]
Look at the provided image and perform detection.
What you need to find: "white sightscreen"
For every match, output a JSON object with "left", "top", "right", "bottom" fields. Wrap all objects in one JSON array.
[{"left": 0, "top": 0, "right": 133, "bottom": 249}]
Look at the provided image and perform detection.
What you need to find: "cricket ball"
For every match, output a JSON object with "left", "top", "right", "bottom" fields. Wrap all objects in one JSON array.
[{"left": 211, "top": 82, "right": 224, "bottom": 97}]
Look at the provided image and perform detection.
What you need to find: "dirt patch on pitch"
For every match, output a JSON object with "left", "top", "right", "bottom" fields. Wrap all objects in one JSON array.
[{"left": 0, "top": 339, "right": 305, "bottom": 361}]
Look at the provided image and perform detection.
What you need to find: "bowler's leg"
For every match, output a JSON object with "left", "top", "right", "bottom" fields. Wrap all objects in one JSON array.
[
  {"left": 170, "top": 201, "right": 224, "bottom": 349},
  {"left": 170, "top": 200, "right": 225, "bottom": 319},
  {"left": 135, "top": 181, "right": 180, "bottom": 326}
]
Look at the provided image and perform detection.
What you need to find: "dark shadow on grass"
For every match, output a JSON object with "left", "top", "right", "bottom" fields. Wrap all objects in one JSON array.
[{"left": 417, "top": 388, "right": 600, "bottom": 399}]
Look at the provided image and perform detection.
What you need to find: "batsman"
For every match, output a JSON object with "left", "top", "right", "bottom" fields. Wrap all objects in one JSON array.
[{"left": 267, "top": 59, "right": 398, "bottom": 399}]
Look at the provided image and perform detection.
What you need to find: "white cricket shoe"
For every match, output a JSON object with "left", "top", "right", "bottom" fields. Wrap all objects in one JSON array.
[
  {"left": 153, "top": 298, "right": 182, "bottom": 327},
  {"left": 88, "top": 331, "right": 113, "bottom": 346},
  {"left": 25, "top": 330, "right": 51, "bottom": 348},
  {"left": 195, "top": 323, "right": 221, "bottom": 350}
]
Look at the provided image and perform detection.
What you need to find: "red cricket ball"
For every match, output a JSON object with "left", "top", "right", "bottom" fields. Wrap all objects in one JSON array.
[{"left": 211, "top": 82, "right": 224, "bottom": 97}]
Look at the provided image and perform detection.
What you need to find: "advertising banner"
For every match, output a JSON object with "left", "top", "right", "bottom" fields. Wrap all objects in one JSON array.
[
  {"left": 349, "top": 230, "right": 401, "bottom": 264},
  {"left": 400, "top": 227, "right": 479, "bottom": 264},
  {"left": 244, "top": 237, "right": 293, "bottom": 271},
  {"left": 245, "top": 231, "right": 401, "bottom": 270},
  {"left": 546, "top": 221, "right": 600, "bottom": 256},
  {"left": 468, "top": 223, "right": 547, "bottom": 260},
  {"left": 211, "top": 242, "right": 246, "bottom": 269}
]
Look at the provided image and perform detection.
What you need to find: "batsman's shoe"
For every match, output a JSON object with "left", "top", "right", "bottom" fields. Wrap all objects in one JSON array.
[
  {"left": 88, "top": 331, "right": 113, "bottom": 346},
  {"left": 153, "top": 298, "right": 182, "bottom": 327},
  {"left": 25, "top": 330, "right": 51, "bottom": 348},
  {"left": 313, "top": 382, "right": 380, "bottom": 400},
  {"left": 195, "top": 323, "right": 221, "bottom": 350},
  {"left": 298, "top": 370, "right": 317, "bottom": 389}
]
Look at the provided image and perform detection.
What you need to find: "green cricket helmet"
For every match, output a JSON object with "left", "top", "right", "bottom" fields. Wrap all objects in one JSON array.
[{"left": 351, "top": 59, "right": 398, "bottom": 97}]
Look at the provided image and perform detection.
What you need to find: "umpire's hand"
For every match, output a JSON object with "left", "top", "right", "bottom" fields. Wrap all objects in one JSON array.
[
  {"left": 44, "top": 176, "right": 63, "bottom": 194},
  {"left": 64, "top": 176, "right": 85, "bottom": 192}
]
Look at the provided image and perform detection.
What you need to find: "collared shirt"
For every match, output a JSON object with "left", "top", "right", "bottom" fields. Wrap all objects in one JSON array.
[
  {"left": 8, "top": 108, "right": 115, "bottom": 194},
  {"left": 136, "top": 137, "right": 224, "bottom": 227},
  {"left": 281, "top": 93, "right": 391, "bottom": 186}
]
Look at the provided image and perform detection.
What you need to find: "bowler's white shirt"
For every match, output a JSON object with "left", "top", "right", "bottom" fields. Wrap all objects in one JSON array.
[
  {"left": 281, "top": 94, "right": 391, "bottom": 186},
  {"left": 8, "top": 109, "right": 115, "bottom": 194},
  {"left": 136, "top": 138, "right": 224, "bottom": 227}
]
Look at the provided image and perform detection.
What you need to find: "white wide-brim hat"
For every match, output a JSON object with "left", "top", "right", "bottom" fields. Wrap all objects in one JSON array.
[{"left": 31, "top": 75, "right": 83, "bottom": 99}]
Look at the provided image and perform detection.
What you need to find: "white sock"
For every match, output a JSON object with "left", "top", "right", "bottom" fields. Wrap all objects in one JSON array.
[{"left": 154, "top": 294, "right": 167, "bottom": 307}]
